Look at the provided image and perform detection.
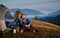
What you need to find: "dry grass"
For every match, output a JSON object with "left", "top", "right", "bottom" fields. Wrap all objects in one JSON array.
[{"left": 0, "top": 20, "right": 60, "bottom": 38}]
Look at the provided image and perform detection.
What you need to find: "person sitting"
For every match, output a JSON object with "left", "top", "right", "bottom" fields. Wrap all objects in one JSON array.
[
  {"left": 18, "top": 14, "right": 35, "bottom": 33},
  {"left": 11, "top": 12, "right": 22, "bottom": 33}
]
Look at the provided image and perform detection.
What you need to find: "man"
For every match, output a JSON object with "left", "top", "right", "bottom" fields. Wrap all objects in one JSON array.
[{"left": 12, "top": 11, "right": 22, "bottom": 33}]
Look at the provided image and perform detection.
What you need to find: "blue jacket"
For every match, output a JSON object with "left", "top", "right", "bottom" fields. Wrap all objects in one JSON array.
[{"left": 18, "top": 18, "right": 31, "bottom": 27}]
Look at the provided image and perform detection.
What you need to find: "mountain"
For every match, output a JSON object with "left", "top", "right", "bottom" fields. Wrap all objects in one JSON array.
[
  {"left": 9, "top": 8, "right": 17, "bottom": 13},
  {"left": 37, "top": 10, "right": 60, "bottom": 25},
  {"left": 40, "top": 15, "right": 60, "bottom": 25},
  {"left": 20, "top": 8, "right": 43, "bottom": 15},
  {"left": 48, "top": 10, "right": 60, "bottom": 17},
  {"left": 9, "top": 8, "right": 43, "bottom": 15}
]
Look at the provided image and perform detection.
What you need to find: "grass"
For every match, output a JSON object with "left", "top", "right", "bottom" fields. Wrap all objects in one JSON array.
[
  {"left": 0, "top": 27, "right": 60, "bottom": 38},
  {"left": 0, "top": 20, "right": 60, "bottom": 38}
]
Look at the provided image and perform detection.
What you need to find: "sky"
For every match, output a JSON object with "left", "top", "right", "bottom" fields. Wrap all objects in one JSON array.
[{"left": 0, "top": 0, "right": 60, "bottom": 14}]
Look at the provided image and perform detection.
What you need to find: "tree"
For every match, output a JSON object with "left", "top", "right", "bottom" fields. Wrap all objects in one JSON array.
[{"left": 35, "top": 16, "right": 38, "bottom": 20}]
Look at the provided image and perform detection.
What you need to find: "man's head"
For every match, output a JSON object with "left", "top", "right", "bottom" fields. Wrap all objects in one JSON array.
[
  {"left": 16, "top": 10, "right": 22, "bottom": 16},
  {"left": 22, "top": 14, "right": 26, "bottom": 19},
  {"left": 18, "top": 13, "right": 22, "bottom": 19}
]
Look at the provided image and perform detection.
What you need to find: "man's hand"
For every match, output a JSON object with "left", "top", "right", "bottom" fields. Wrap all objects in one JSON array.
[{"left": 25, "top": 24, "right": 30, "bottom": 28}]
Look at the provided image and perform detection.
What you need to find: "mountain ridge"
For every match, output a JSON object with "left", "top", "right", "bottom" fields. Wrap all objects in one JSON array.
[
  {"left": 48, "top": 10, "right": 60, "bottom": 17},
  {"left": 9, "top": 8, "right": 44, "bottom": 15}
]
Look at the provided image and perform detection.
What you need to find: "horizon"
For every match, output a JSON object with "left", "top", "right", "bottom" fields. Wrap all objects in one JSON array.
[{"left": 0, "top": 0, "right": 60, "bottom": 14}]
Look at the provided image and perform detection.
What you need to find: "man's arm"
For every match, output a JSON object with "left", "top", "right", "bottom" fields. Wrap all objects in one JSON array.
[
  {"left": 25, "top": 18, "right": 32, "bottom": 27},
  {"left": 26, "top": 18, "right": 32, "bottom": 25}
]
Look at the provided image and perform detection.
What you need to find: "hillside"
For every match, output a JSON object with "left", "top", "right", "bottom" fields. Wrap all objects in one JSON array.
[
  {"left": 38, "top": 10, "right": 60, "bottom": 25},
  {"left": 40, "top": 15, "right": 60, "bottom": 25},
  {"left": 32, "top": 20, "right": 60, "bottom": 30},
  {"left": 0, "top": 20, "right": 60, "bottom": 38}
]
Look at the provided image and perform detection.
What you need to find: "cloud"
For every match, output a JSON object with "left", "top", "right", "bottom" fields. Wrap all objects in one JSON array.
[{"left": 0, "top": 0, "right": 60, "bottom": 14}]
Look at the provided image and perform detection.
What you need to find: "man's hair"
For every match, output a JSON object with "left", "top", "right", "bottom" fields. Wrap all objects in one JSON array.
[
  {"left": 22, "top": 13, "right": 26, "bottom": 16},
  {"left": 16, "top": 10, "right": 22, "bottom": 15}
]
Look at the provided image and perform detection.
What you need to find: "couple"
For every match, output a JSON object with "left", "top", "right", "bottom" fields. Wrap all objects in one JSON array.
[{"left": 12, "top": 11, "right": 35, "bottom": 33}]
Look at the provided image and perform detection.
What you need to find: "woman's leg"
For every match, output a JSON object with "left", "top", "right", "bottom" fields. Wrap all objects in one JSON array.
[{"left": 20, "top": 26, "right": 25, "bottom": 33}]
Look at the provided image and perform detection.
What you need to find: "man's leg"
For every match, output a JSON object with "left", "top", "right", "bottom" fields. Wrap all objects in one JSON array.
[
  {"left": 30, "top": 24, "right": 35, "bottom": 30},
  {"left": 25, "top": 24, "right": 35, "bottom": 32},
  {"left": 30, "top": 24, "right": 35, "bottom": 33}
]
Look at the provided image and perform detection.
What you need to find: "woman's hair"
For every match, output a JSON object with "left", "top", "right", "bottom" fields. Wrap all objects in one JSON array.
[{"left": 21, "top": 13, "right": 26, "bottom": 18}]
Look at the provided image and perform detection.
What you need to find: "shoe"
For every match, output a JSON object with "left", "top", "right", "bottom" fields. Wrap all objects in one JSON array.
[
  {"left": 13, "top": 29, "right": 16, "bottom": 33},
  {"left": 33, "top": 30, "right": 35, "bottom": 33},
  {"left": 20, "top": 29, "right": 24, "bottom": 33}
]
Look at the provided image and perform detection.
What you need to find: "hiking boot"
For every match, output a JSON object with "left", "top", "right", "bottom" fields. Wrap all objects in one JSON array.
[
  {"left": 33, "top": 30, "right": 35, "bottom": 33},
  {"left": 13, "top": 29, "right": 16, "bottom": 33},
  {"left": 20, "top": 29, "right": 24, "bottom": 33}
]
